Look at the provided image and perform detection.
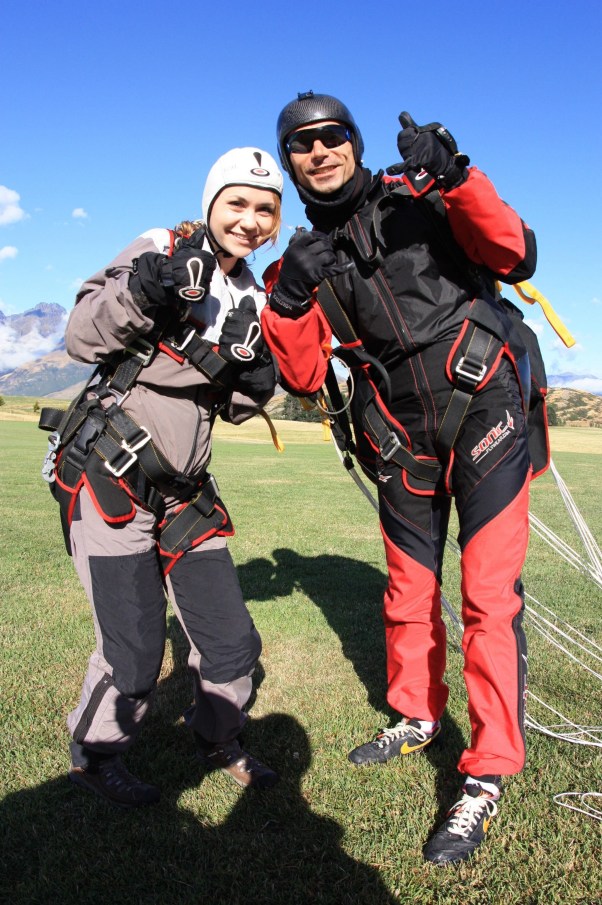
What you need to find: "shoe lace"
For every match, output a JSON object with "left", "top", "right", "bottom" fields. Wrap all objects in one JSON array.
[
  {"left": 447, "top": 793, "right": 498, "bottom": 837},
  {"left": 375, "top": 719, "right": 428, "bottom": 748},
  {"left": 100, "top": 759, "right": 142, "bottom": 790}
]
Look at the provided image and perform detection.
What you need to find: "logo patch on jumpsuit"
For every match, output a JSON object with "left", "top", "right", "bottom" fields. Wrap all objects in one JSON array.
[{"left": 471, "top": 411, "right": 515, "bottom": 464}]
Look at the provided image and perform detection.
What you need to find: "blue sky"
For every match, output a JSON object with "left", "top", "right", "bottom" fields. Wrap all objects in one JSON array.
[{"left": 1, "top": 0, "right": 601, "bottom": 390}]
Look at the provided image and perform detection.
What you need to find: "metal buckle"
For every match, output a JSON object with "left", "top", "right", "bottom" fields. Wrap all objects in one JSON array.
[
  {"left": 380, "top": 431, "right": 402, "bottom": 462},
  {"left": 171, "top": 328, "right": 196, "bottom": 352},
  {"left": 455, "top": 356, "right": 487, "bottom": 384},
  {"left": 105, "top": 386, "right": 131, "bottom": 408},
  {"left": 41, "top": 431, "right": 61, "bottom": 483},
  {"left": 104, "top": 426, "right": 151, "bottom": 477},
  {"left": 125, "top": 337, "right": 154, "bottom": 365}
]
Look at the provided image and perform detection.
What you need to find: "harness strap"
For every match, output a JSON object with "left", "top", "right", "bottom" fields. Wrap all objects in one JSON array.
[
  {"left": 435, "top": 325, "right": 494, "bottom": 460},
  {"left": 161, "top": 324, "right": 234, "bottom": 386},
  {"left": 362, "top": 402, "right": 443, "bottom": 483},
  {"left": 158, "top": 475, "right": 233, "bottom": 575},
  {"left": 323, "top": 359, "right": 355, "bottom": 453},
  {"left": 41, "top": 394, "right": 202, "bottom": 524},
  {"left": 107, "top": 334, "right": 158, "bottom": 397},
  {"left": 316, "top": 278, "right": 443, "bottom": 483}
]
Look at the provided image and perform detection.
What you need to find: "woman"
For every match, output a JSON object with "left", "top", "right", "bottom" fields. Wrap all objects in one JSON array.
[{"left": 42, "top": 148, "right": 283, "bottom": 806}]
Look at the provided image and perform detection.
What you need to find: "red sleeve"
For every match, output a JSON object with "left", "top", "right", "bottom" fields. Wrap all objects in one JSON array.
[
  {"left": 262, "top": 260, "right": 332, "bottom": 395},
  {"left": 441, "top": 167, "right": 536, "bottom": 283}
]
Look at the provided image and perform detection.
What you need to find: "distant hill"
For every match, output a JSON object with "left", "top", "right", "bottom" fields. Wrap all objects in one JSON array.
[
  {"left": 546, "top": 387, "right": 602, "bottom": 428},
  {"left": 0, "top": 349, "right": 92, "bottom": 398}
]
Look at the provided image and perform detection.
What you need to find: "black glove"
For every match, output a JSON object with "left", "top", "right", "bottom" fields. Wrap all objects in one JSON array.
[
  {"left": 269, "top": 231, "right": 353, "bottom": 319},
  {"left": 233, "top": 358, "right": 276, "bottom": 400},
  {"left": 218, "top": 296, "right": 269, "bottom": 367},
  {"left": 393, "top": 113, "right": 469, "bottom": 190},
  {"left": 130, "top": 228, "right": 216, "bottom": 311}
]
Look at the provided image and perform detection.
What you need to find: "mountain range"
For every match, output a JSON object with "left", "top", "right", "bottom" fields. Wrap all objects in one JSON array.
[{"left": 1, "top": 303, "right": 601, "bottom": 401}]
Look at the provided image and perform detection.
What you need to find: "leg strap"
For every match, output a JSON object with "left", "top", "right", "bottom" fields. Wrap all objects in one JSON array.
[
  {"left": 158, "top": 475, "right": 233, "bottom": 575},
  {"left": 436, "top": 324, "right": 497, "bottom": 461}
]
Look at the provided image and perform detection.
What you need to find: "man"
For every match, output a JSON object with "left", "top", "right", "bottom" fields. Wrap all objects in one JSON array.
[{"left": 261, "top": 91, "right": 539, "bottom": 865}]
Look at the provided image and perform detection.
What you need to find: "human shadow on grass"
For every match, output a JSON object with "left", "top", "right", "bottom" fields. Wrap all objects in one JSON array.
[
  {"left": 237, "top": 548, "right": 469, "bottom": 835},
  {"left": 237, "top": 548, "right": 391, "bottom": 714},
  {"left": 0, "top": 618, "right": 398, "bottom": 905}
]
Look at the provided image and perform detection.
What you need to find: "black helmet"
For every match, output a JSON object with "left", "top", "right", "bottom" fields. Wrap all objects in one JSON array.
[{"left": 276, "top": 90, "right": 364, "bottom": 178}]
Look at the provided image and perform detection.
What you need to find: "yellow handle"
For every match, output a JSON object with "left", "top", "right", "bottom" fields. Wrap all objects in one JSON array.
[
  {"left": 510, "top": 281, "right": 576, "bottom": 348},
  {"left": 260, "top": 410, "right": 285, "bottom": 452}
]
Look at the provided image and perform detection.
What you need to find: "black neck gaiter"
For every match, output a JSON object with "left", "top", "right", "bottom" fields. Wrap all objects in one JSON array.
[{"left": 300, "top": 166, "right": 374, "bottom": 233}]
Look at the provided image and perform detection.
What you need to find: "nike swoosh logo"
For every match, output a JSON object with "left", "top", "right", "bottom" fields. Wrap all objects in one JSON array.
[{"left": 400, "top": 739, "right": 430, "bottom": 755}]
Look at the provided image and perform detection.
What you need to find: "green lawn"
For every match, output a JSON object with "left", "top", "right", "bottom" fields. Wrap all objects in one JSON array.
[{"left": 1, "top": 419, "right": 600, "bottom": 905}]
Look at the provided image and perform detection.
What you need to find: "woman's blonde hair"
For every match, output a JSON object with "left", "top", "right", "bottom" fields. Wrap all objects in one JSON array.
[{"left": 175, "top": 192, "right": 282, "bottom": 249}]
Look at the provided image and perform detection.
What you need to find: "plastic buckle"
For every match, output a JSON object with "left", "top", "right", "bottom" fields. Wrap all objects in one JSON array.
[
  {"left": 380, "top": 431, "right": 402, "bottom": 462},
  {"left": 104, "top": 426, "right": 151, "bottom": 477},
  {"left": 455, "top": 356, "right": 487, "bottom": 384},
  {"left": 41, "top": 431, "right": 61, "bottom": 483},
  {"left": 125, "top": 337, "right": 154, "bottom": 366}
]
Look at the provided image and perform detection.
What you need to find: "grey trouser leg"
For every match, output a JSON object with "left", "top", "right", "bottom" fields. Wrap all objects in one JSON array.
[
  {"left": 67, "top": 488, "right": 166, "bottom": 756},
  {"left": 67, "top": 489, "right": 261, "bottom": 755},
  {"left": 167, "top": 543, "right": 262, "bottom": 744}
]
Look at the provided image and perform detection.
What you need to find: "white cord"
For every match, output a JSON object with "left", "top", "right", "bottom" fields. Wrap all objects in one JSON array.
[
  {"left": 553, "top": 792, "right": 602, "bottom": 821},
  {"left": 316, "top": 361, "right": 355, "bottom": 416}
]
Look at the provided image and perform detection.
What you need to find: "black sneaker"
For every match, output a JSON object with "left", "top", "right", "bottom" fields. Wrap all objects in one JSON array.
[
  {"left": 68, "top": 757, "right": 160, "bottom": 808},
  {"left": 197, "top": 738, "right": 280, "bottom": 790},
  {"left": 423, "top": 779, "right": 501, "bottom": 865},
  {"left": 348, "top": 718, "right": 441, "bottom": 765}
]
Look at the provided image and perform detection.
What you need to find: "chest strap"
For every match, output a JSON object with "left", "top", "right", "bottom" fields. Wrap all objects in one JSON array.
[{"left": 160, "top": 323, "right": 235, "bottom": 387}]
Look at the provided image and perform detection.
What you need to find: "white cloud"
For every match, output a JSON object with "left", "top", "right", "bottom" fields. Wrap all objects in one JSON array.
[
  {"left": 0, "top": 246, "right": 18, "bottom": 261},
  {"left": 72, "top": 207, "right": 88, "bottom": 219},
  {"left": 549, "top": 337, "right": 582, "bottom": 356},
  {"left": 69, "top": 277, "right": 84, "bottom": 290},
  {"left": 0, "top": 314, "right": 68, "bottom": 372},
  {"left": 0, "top": 186, "right": 27, "bottom": 226},
  {"left": 524, "top": 318, "right": 544, "bottom": 336},
  {"left": 591, "top": 296, "right": 601, "bottom": 306}
]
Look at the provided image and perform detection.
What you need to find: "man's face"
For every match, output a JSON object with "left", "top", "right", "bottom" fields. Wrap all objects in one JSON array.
[{"left": 287, "top": 120, "right": 356, "bottom": 195}]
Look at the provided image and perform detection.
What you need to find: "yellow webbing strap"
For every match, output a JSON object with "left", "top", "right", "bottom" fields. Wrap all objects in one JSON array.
[
  {"left": 259, "top": 409, "right": 285, "bottom": 452},
  {"left": 506, "top": 280, "right": 576, "bottom": 348},
  {"left": 301, "top": 394, "right": 332, "bottom": 441},
  {"left": 299, "top": 397, "right": 315, "bottom": 412}
]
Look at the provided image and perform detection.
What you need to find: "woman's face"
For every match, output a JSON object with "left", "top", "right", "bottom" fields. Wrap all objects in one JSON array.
[{"left": 209, "top": 186, "right": 278, "bottom": 258}]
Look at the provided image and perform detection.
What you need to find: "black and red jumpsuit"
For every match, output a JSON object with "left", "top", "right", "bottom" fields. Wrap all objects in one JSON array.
[{"left": 262, "top": 167, "right": 537, "bottom": 777}]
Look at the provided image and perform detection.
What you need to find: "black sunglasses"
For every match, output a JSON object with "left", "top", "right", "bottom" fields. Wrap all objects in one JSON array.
[{"left": 286, "top": 124, "right": 352, "bottom": 155}]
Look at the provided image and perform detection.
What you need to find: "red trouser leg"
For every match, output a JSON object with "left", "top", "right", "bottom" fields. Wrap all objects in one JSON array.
[
  {"left": 381, "top": 527, "right": 449, "bottom": 721},
  {"left": 457, "top": 474, "right": 530, "bottom": 776}
]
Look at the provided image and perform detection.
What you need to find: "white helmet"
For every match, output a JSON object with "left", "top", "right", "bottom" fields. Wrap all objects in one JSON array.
[{"left": 202, "top": 147, "right": 283, "bottom": 222}]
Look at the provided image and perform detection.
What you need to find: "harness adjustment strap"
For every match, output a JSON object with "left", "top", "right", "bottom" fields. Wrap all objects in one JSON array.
[
  {"left": 104, "top": 424, "right": 152, "bottom": 478},
  {"left": 124, "top": 335, "right": 155, "bottom": 365},
  {"left": 379, "top": 431, "right": 403, "bottom": 463},
  {"left": 436, "top": 324, "right": 494, "bottom": 460},
  {"left": 455, "top": 355, "right": 487, "bottom": 386},
  {"left": 363, "top": 403, "right": 442, "bottom": 483}
]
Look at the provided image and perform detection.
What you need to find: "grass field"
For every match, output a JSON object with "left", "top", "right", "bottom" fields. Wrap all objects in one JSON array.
[{"left": 1, "top": 416, "right": 601, "bottom": 905}]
